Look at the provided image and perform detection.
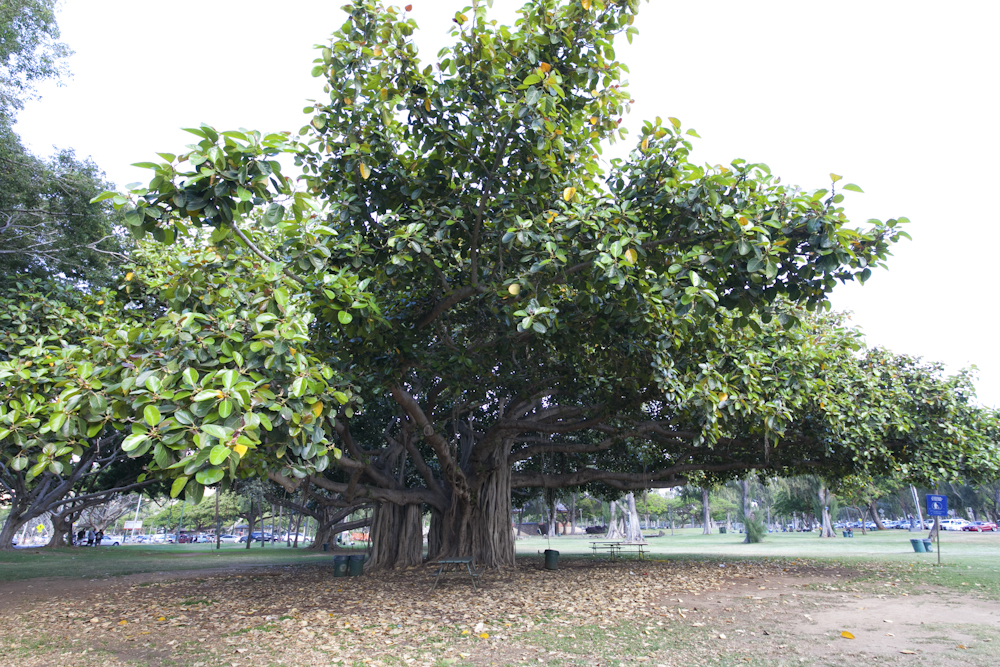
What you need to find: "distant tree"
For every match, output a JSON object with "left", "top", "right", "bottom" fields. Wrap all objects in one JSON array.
[
  {"left": 0, "top": 0, "right": 71, "bottom": 116},
  {"left": 0, "top": 2, "right": 127, "bottom": 285}
]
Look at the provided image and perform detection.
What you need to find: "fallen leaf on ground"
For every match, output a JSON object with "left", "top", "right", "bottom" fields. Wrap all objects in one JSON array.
[{"left": 841, "top": 631, "right": 855, "bottom": 639}]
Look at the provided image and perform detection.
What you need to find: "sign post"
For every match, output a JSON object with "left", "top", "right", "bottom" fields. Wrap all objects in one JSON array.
[{"left": 925, "top": 494, "right": 948, "bottom": 566}]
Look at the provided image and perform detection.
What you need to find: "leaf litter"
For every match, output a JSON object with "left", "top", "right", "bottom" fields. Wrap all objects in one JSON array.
[{"left": 1, "top": 556, "right": 990, "bottom": 667}]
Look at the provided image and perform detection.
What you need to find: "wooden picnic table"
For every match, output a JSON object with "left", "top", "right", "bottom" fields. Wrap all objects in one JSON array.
[
  {"left": 589, "top": 541, "right": 648, "bottom": 560},
  {"left": 429, "top": 557, "right": 482, "bottom": 592},
  {"left": 589, "top": 541, "right": 622, "bottom": 557}
]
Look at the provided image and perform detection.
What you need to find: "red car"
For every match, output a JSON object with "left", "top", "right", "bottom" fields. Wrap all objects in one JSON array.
[{"left": 961, "top": 521, "right": 997, "bottom": 532}]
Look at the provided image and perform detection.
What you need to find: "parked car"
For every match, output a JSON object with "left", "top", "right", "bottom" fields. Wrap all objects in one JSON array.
[
  {"left": 961, "top": 521, "right": 997, "bottom": 532},
  {"left": 238, "top": 532, "right": 273, "bottom": 543},
  {"left": 218, "top": 534, "right": 238, "bottom": 543},
  {"left": 177, "top": 533, "right": 193, "bottom": 543},
  {"left": 99, "top": 534, "right": 122, "bottom": 546},
  {"left": 939, "top": 519, "right": 971, "bottom": 531}
]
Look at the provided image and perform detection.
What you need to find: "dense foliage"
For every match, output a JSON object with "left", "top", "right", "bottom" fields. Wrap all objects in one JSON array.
[{"left": 90, "top": 0, "right": 1000, "bottom": 568}]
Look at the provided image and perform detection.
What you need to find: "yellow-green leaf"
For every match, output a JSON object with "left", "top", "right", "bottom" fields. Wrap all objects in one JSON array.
[
  {"left": 209, "top": 445, "right": 230, "bottom": 466},
  {"left": 143, "top": 405, "right": 161, "bottom": 427},
  {"left": 170, "top": 476, "right": 189, "bottom": 498}
]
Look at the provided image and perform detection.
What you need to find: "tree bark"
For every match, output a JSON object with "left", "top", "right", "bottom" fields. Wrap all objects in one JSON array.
[
  {"left": 869, "top": 499, "right": 885, "bottom": 530},
  {"left": 624, "top": 492, "right": 643, "bottom": 542},
  {"left": 605, "top": 501, "right": 625, "bottom": 540},
  {"left": 546, "top": 489, "right": 557, "bottom": 538},
  {"left": 818, "top": 487, "right": 835, "bottom": 538},
  {"left": 367, "top": 503, "right": 424, "bottom": 570},
  {"left": 701, "top": 488, "right": 712, "bottom": 535}
]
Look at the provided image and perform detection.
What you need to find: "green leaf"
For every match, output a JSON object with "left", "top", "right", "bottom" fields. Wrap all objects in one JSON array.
[
  {"left": 89, "top": 191, "right": 119, "bottom": 204},
  {"left": 202, "top": 424, "right": 231, "bottom": 440},
  {"left": 291, "top": 376, "right": 307, "bottom": 398},
  {"left": 122, "top": 434, "right": 148, "bottom": 452},
  {"left": 338, "top": 310, "right": 353, "bottom": 325},
  {"left": 333, "top": 391, "right": 350, "bottom": 405},
  {"left": 182, "top": 368, "right": 198, "bottom": 387},
  {"left": 193, "top": 390, "right": 220, "bottom": 402},
  {"left": 143, "top": 404, "right": 162, "bottom": 427},
  {"left": 196, "top": 466, "right": 225, "bottom": 485},
  {"left": 830, "top": 173, "right": 843, "bottom": 183},
  {"left": 170, "top": 476, "right": 190, "bottom": 498},
  {"left": 842, "top": 183, "right": 864, "bottom": 193},
  {"left": 209, "top": 444, "right": 230, "bottom": 466},
  {"left": 218, "top": 399, "right": 233, "bottom": 418},
  {"left": 263, "top": 204, "right": 285, "bottom": 226}
]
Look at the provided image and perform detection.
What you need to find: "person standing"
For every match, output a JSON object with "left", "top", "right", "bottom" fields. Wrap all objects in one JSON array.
[
  {"left": 95, "top": 529, "right": 104, "bottom": 547},
  {"left": 86, "top": 529, "right": 94, "bottom": 547},
  {"left": 76, "top": 528, "right": 85, "bottom": 546}
]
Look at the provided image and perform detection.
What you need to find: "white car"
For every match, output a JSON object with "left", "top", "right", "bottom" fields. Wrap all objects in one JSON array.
[
  {"left": 938, "top": 519, "right": 970, "bottom": 531},
  {"left": 218, "top": 534, "right": 238, "bottom": 543},
  {"left": 99, "top": 534, "right": 123, "bottom": 546}
]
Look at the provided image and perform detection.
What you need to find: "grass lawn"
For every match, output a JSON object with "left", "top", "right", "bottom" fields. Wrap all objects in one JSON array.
[
  {"left": 0, "top": 541, "right": 363, "bottom": 582},
  {"left": 516, "top": 528, "right": 1000, "bottom": 599}
]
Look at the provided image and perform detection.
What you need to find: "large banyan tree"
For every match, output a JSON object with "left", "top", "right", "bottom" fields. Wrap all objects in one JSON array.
[{"left": 101, "top": 0, "right": 997, "bottom": 568}]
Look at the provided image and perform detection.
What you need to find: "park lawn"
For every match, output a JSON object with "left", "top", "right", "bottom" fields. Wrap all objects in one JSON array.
[
  {"left": 516, "top": 528, "right": 1000, "bottom": 600},
  {"left": 0, "top": 542, "right": 357, "bottom": 582}
]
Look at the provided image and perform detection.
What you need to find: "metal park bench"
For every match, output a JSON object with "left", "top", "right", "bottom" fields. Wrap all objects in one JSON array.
[{"left": 428, "top": 557, "right": 482, "bottom": 592}]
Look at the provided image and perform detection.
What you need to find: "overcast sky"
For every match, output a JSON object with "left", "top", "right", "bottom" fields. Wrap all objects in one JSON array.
[{"left": 15, "top": 1, "right": 1000, "bottom": 405}]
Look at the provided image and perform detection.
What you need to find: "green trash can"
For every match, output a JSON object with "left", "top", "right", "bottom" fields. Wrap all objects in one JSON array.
[
  {"left": 322, "top": 543, "right": 329, "bottom": 552},
  {"left": 909, "top": 538, "right": 926, "bottom": 553},
  {"left": 333, "top": 555, "right": 349, "bottom": 577},
  {"left": 348, "top": 554, "right": 365, "bottom": 576},
  {"left": 719, "top": 527, "right": 727, "bottom": 534},
  {"left": 922, "top": 539, "right": 934, "bottom": 553},
  {"left": 544, "top": 549, "right": 559, "bottom": 570}
]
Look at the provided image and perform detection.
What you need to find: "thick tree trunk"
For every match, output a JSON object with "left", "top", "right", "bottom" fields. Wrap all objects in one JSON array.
[
  {"left": 818, "top": 488, "right": 835, "bottom": 538},
  {"left": 701, "top": 488, "right": 711, "bottom": 535},
  {"left": 0, "top": 504, "right": 30, "bottom": 550},
  {"left": 605, "top": 501, "right": 625, "bottom": 540},
  {"left": 46, "top": 511, "right": 74, "bottom": 548},
  {"left": 367, "top": 503, "right": 424, "bottom": 570},
  {"left": 869, "top": 499, "right": 885, "bottom": 530},
  {"left": 427, "top": 507, "right": 443, "bottom": 559},
  {"left": 624, "top": 493, "right": 643, "bottom": 542},
  {"left": 546, "top": 490, "right": 557, "bottom": 538},
  {"left": 430, "top": 461, "right": 515, "bottom": 569}
]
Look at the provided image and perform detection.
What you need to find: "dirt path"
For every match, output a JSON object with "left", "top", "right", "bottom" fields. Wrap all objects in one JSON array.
[{"left": 0, "top": 558, "right": 995, "bottom": 667}]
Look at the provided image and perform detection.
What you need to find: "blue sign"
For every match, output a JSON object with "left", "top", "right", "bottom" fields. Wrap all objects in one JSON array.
[{"left": 926, "top": 494, "right": 948, "bottom": 517}]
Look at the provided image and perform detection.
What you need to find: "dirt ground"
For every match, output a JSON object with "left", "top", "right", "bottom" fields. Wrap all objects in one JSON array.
[{"left": 0, "top": 558, "right": 996, "bottom": 667}]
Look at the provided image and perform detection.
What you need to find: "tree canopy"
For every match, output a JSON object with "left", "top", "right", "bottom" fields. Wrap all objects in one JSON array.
[
  {"left": 64, "top": 0, "right": 998, "bottom": 567},
  {"left": 0, "top": 0, "right": 70, "bottom": 118},
  {"left": 0, "top": 2, "right": 128, "bottom": 285}
]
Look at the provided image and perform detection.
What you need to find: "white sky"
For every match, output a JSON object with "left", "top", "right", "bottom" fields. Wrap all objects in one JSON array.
[{"left": 15, "top": 0, "right": 1000, "bottom": 406}]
